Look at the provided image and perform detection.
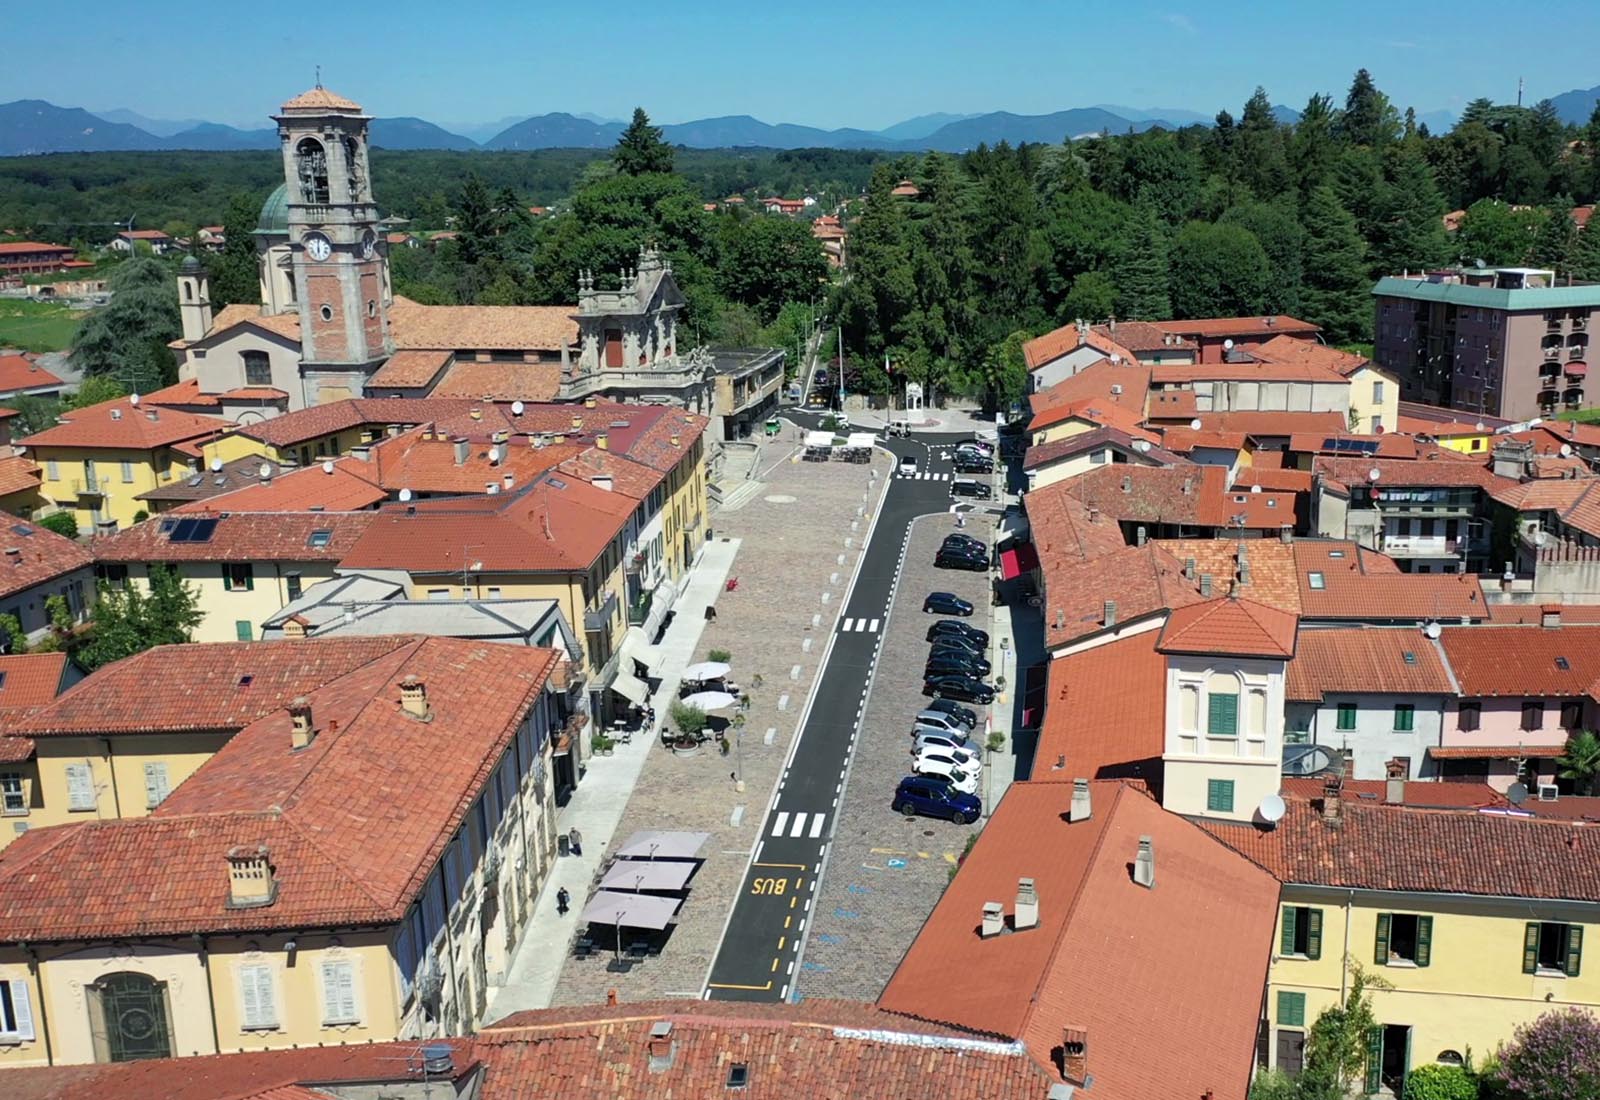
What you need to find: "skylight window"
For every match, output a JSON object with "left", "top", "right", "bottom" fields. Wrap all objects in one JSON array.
[
  {"left": 1557, "top": 656, "right": 1571, "bottom": 670},
  {"left": 1328, "top": 550, "right": 1345, "bottom": 559},
  {"left": 307, "top": 529, "right": 333, "bottom": 548},
  {"left": 726, "top": 1064, "right": 749, "bottom": 1089},
  {"left": 1403, "top": 652, "right": 1417, "bottom": 665},
  {"left": 9, "top": 524, "right": 31, "bottom": 537},
  {"left": 1308, "top": 572, "right": 1326, "bottom": 590}
]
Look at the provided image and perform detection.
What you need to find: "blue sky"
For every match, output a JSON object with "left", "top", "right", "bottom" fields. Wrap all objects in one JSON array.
[{"left": 6, "top": 0, "right": 1599, "bottom": 130}]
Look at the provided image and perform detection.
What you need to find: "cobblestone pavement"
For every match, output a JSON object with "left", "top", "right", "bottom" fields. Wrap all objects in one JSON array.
[
  {"left": 549, "top": 434, "right": 893, "bottom": 1004},
  {"left": 794, "top": 513, "right": 994, "bottom": 1001}
]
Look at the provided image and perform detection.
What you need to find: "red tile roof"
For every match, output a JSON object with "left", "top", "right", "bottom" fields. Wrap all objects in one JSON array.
[
  {"left": 0, "top": 652, "right": 73, "bottom": 762},
  {"left": 1153, "top": 316, "right": 1321, "bottom": 338},
  {"left": 1026, "top": 359, "right": 1150, "bottom": 426},
  {"left": 1293, "top": 542, "right": 1487, "bottom": 622},
  {"left": 1157, "top": 426, "right": 1249, "bottom": 453},
  {"left": 1154, "top": 538, "right": 1303, "bottom": 612},
  {"left": 1280, "top": 777, "right": 1507, "bottom": 810},
  {"left": 388, "top": 297, "right": 577, "bottom": 354},
  {"left": 0, "top": 638, "right": 559, "bottom": 939},
  {"left": 879, "top": 781, "right": 1278, "bottom": 1099},
  {"left": 1023, "top": 478, "right": 1129, "bottom": 565},
  {"left": 1202, "top": 797, "right": 1600, "bottom": 901},
  {"left": 1487, "top": 603, "right": 1600, "bottom": 625},
  {"left": 1045, "top": 543, "right": 1204, "bottom": 649},
  {"left": 20, "top": 395, "right": 225, "bottom": 451},
  {"left": 1312, "top": 454, "right": 1505, "bottom": 490},
  {"left": 234, "top": 397, "right": 480, "bottom": 447},
  {"left": 1438, "top": 624, "right": 1600, "bottom": 697},
  {"left": 430, "top": 359, "right": 561, "bottom": 401},
  {"left": 1023, "top": 426, "right": 1185, "bottom": 471},
  {"left": 364, "top": 349, "right": 454, "bottom": 389},
  {"left": 169, "top": 462, "right": 387, "bottom": 513},
  {"left": 1060, "top": 464, "right": 1298, "bottom": 530},
  {"left": 1022, "top": 324, "right": 1142, "bottom": 371},
  {"left": 203, "top": 303, "right": 302, "bottom": 343},
  {"left": 1234, "top": 466, "right": 1313, "bottom": 493},
  {"left": 143, "top": 378, "right": 222, "bottom": 408},
  {"left": 0, "top": 521, "right": 91, "bottom": 602},
  {"left": 1036, "top": 633, "right": 1166, "bottom": 787},
  {"left": 1151, "top": 359, "right": 1349, "bottom": 384},
  {"left": 14, "top": 637, "right": 412, "bottom": 736},
  {"left": 0, "top": 454, "right": 40, "bottom": 497},
  {"left": 1198, "top": 410, "right": 1350, "bottom": 437},
  {"left": 1090, "top": 320, "right": 1196, "bottom": 353},
  {"left": 1286, "top": 627, "right": 1455, "bottom": 701},
  {"left": 0, "top": 242, "right": 74, "bottom": 257},
  {"left": 1159, "top": 597, "right": 1297, "bottom": 658},
  {"left": 93, "top": 511, "right": 375, "bottom": 561},
  {"left": 1251, "top": 334, "right": 1376, "bottom": 378},
  {"left": 0, "top": 353, "right": 63, "bottom": 392},
  {"left": 1490, "top": 477, "right": 1600, "bottom": 539},
  {"left": 280, "top": 86, "right": 362, "bottom": 111}
]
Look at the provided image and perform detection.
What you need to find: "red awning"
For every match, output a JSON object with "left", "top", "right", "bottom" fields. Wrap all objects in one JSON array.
[
  {"left": 1567, "top": 361, "right": 1588, "bottom": 377},
  {"left": 999, "top": 542, "right": 1040, "bottom": 580}
]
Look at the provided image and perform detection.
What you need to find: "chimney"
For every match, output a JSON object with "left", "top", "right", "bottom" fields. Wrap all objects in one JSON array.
[
  {"left": 1280, "top": 525, "right": 1294, "bottom": 544},
  {"left": 1069, "top": 777, "right": 1092, "bottom": 822},
  {"left": 1542, "top": 604, "right": 1561, "bottom": 629},
  {"left": 1181, "top": 476, "right": 1193, "bottom": 495},
  {"left": 225, "top": 844, "right": 276, "bottom": 908},
  {"left": 288, "top": 696, "right": 315, "bottom": 750},
  {"left": 1062, "top": 1028, "right": 1089, "bottom": 1086},
  {"left": 1121, "top": 475, "right": 1132, "bottom": 493},
  {"left": 1053, "top": 609, "right": 1065, "bottom": 630},
  {"left": 399, "top": 675, "right": 432, "bottom": 721},
  {"left": 572, "top": 414, "right": 583, "bottom": 431},
  {"left": 3, "top": 547, "right": 19, "bottom": 566},
  {"left": 593, "top": 474, "right": 614, "bottom": 492},
  {"left": 647, "top": 1020, "right": 676, "bottom": 1072},
  {"left": 146, "top": 408, "right": 159, "bottom": 422},
  {"left": 1135, "top": 525, "right": 1146, "bottom": 547},
  {"left": 1015, "top": 877, "right": 1039, "bottom": 931},
  {"left": 1184, "top": 557, "right": 1196, "bottom": 580},
  {"left": 503, "top": 472, "right": 515, "bottom": 490},
  {"left": 1103, "top": 600, "right": 1117, "bottom": 627},
  {"left": 1322, "top": 768, "right": 1344, "bottom": 823},
  {"left": 1088, "top": 505, "right": 1099, "bottom": 524},
  {"left": 670, "top": 433, "right": 681, "bottom": 447},
  {"left": 597, "top": 432, "right": 610, "bottom": 450},
  {"left": 1385, "top": 759, "right": 1406, "bottom": 805},
  {"left": 980, "top": 901, "right": 1006, "bottom": 938},
  {"left": 1132, "top": 836, "right": 1155, "bottom": 888},
  {"left": 469, "top": 407, "right": 483, "bottom": 421},
  {"left": 453, "top": 437, "right": 470, "bottom": 466},
  {"left": 584, "top": 396, "right": 598, "bottom": 410},
  {"left": 1200, "top": 573, "right": 1213, "bottom": 598}
]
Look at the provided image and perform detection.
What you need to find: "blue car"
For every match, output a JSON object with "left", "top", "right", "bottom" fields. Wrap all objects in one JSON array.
[{"left": 893, "top": 775, "right": 981, "bottom": 824}]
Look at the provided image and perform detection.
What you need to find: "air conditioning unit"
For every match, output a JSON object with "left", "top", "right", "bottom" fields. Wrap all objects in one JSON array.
[
  {"left": 1111, "top": 384, "right": 1123, "bottom": 396},
  {"left": 1538, "top": 783, "right": 1559, "bottom": 802}
]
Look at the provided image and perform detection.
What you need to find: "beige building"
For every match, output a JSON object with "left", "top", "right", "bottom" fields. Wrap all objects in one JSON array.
[{"left": 0, "top": 636, "right": 574, "bottom": 1066}]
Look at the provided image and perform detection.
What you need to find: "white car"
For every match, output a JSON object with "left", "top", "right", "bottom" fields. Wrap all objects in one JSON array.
[
  {"left": 913, "top": 754, "right": 981, "bottom": 794},
  {"left": 912, "top": 730, "right": 978, "bottom": 757},
  {"left": 914, "top": 747, "right": 981, "bottom": 783},
  {"left": 899, "top": 454, "right": 918, "bottom": 474}
]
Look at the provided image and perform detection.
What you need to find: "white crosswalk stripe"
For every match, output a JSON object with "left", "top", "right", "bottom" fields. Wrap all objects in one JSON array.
[
  {"left": 810, "top": 814, "right": 826, "bottom": 838},
  {"left": 866, "top": 618, "right": 880, "bottom": 632},
  {"left": 841, "top": 618, "right": 855, "bottom": 632},
  {"left": 771, "top": 811, "right": 789, "bottom": 836},
  {"left": 788, "top": 813, "right": 807, "bottom": 837},
  {"left": 839, "top": 618, "right": 880, "bottom": 634},
  {"left": 768, "top": 811, "right": 827, "bottom": 838}
]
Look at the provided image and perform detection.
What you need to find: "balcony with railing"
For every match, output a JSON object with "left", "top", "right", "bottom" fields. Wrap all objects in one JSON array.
[
  {"left": 1379, "top": 534, "right": 1465, "bottom": 558},
  {"left": 70, "top": 476, "right": 102, "bottom": 497}
]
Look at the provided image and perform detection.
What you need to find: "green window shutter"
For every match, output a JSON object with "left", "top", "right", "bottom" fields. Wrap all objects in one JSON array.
[
  {"left": 1337, "top": 703, "right": 1357, "bottom": 730},
  {"left": 1567, "top": 924, "right": 1584, "bottom": 977},
  {"left": 1523, "top": 922, "right": 1541, "bottom": 974},
  {"left": 1394, "top": 704, "right": 1414, "bottom": 732},
  {"left": 1208, "top": 693, "right": 1239, "bottom": 736},
  {"left": 1415, "top": 915, "right": 1433, "bottom": 967},
  {"left": 235, "top": 620, "right": 253, "bottom": 641},
  {"left": 1206, "top": 778, "right": 1235, "bottom": 813},
  {"left": 244, "top": 566, "right": 254, "bottom": 591},
  {"left": 1276, "top": 990, "right": 1306, "bottom": 1028},
  {"left": 1365, "top": 1027, "right": 1384, "bottom": 1095},
  {"left": 1375, "top": 912, "right": 1392, "bottom": 964},
  {"left": 1281, "top": 906, "right": 1299, "bottom": 956},
  {"left": 1307, "top": 908, "right": 1324, "bottom": 960}
]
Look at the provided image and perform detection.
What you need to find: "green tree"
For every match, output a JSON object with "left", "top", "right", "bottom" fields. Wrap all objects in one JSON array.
[
  {"left": 1530, "top": 200, "right": 1579, "bottom": 270},
  {"left": 1221, "top": 199, "right": 1302, "bottom": 316},
  {"left": 79, "top": 563, "right": 204, "bottom": 671},
  {"left": 1299, "top": 186, "right": 1371, "bottom": 344},
  {"left": 835, "top": 165, "right": 916, "bottom": 362},
  {"left": 1298, "top": 963, "right": 1389, "bottom": 1100},
  {"left": 1369, "top": 141, "right": 1450, "bottom": 277},
  {"left": 668, "top": 699, "right": 708, "bottom": 739},
  {"left": 38, "top": 512, "right": 78, "bottom": 539},
  {"left": 972, "top": 328, "right": 1031, "bottom": 413},
  {"left": 1496, "top": 1007, "right": 1600, "bottom": 1100},
  {"left": 69, "top": 256, "right": 182, "bottom": 393},
  {"left": 1168, "top": 221, "right": 1271, "bottom": 320},
  {"left": 61, "top": 375, "right": 127, "bottom": 411},
  {"left": 1339, "top": 68, "right": 1399, "bottom": 147},
  {"left": 717, "top": 215, "right": 829, "bottom": 322},
  {"left": 1062, "top": 271, "right": 1117, "bottom": 323},
  {"left": 1292, "top": 93, "right": 1338, "bottom": 196},
  {"left": 1114, "top": 203, "right": 1172, "bottom": 319},
  {"left": 1456, "top": 199, "right": 1546, "bottom": 266},
  {"left": 1558, "top": 730, "right": 1600, "bottom": 795},
  {"left": 453, "top": 173, "right": 498, "bottom": 268},
  {"left": 209, "top": 192, "right": 265, "bottom": 309},
  {"left": 613, "top": 108, "right": 674, "bottom": 177},
  {"left": 1574, "top": 218, "right": 1600, "bottom": 282},
  {"left": 1236, "top": 86, "right": 1293, "bottom": 199}
]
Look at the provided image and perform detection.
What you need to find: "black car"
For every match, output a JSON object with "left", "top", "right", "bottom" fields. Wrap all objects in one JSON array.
[
  {"left": 927, "top": 648, "right": 991, "bottom": 677},
  {"left": 930, "top": 633, "right": 983, "bottom": 657},
  {"left": 923, "top": 592, "right": 974, "bottom": 616},
  {"left": 954, "top": 457, "right": 994, "bottom": 474},
  {"left": 927, "top": 620, "right": 989, "bottom": 646},
  {"left": 950, "top": 479, "right": 994, "bottom": 500},
  {"left": 941, "top": 533, "right": 987, "bottom": 553},
  {"left": 925, "top": 697, "right": 980, "bottom": 730},
  {"left": 923, "top": 674, "right": 996, "bottom": 704},
  {"left": 935, "top": 549, "right": 989, "bottom": 572}
]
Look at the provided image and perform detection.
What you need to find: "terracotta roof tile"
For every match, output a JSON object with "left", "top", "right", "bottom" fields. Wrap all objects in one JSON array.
[
  {"left": 1023, "top": 324, "right": 1142, "bottom": 371},
  {"left": 1280, "top": 777, "right": 1505, "bottom": 810},
  {"left": 1292, "top": 541, "right": 1487, "bottom": 621},
  {"left": 1487, "top": 603, "right": 1600, "bottom": 625},
  {"left": 430, "top": 359, "right": 561, "bottom": 401},
  {"left": 1060, "top": 464, "right": 1298, "bottom": 530},
  {"left": 388, "top": 298, "right": 577, "bottom": 353},
  {"left": 1312, "top": 454, "right": 1505, "bottom": 489},
  {"left": 1089, "top": 320, "right": 1196, "bottom": 352},
  {"left": 1199, "top": 410, "right": 1350, "bottom": 437},
  {"left": 879, "top": 781, "right": 1278, "bottom": 1099},
  {"left": 1151, "top": 359, "right": 1348, "bottom": 384},
  {"left": 1023, "top": 426, "right": 1185, "bottom": 471},
  {"left": 280, "top": 87, "right": 362, "bottom": 111},
  {"left": 204, "top": 303, "right": 302, "bottom": 341},
  {"left": 1026, "top": 359, "right": 1150, "bottom": 427},
  {"left": 1153, "top": 315, "right": 1320, "bottom": 338},
  {"left": 1202, "top": 797, "right": 1600, "bottom": 900},
  {"left": 93, "top": 510, "right": 374, "bottom": 561},
  {"left": 0, "top": 454, "right": 40, "bottom": 497},
  {"left": 1044, "top": 543, "right": 1205, "bottom": 649},
  {"left": 169, "top": 462, "right": 387, "bottom": 513},
  {"left": 363, "top": 349, "right": 454, "bottom": 389},
  {"left": 20, "top": 395, "right": 225, "bottom": 451},
  {"left": 1023, "top": 479, "right": 1128, "bottom": 565},
  {"left": 1158, "top": 596, "right": 1297, "bottom": 658},
  {"left": 0, "top": 353, "right": 63, "bottom": 392},
  {"left": 144, "top": 378, "right": 223, "bottom": 407},
  {"left": 0, "top": 652, "right": 72, "bottom": 762},
  {"left": 1438, "top": 623, "right": 1600, "bottom": 697},
  {"left": 1286, "top": 627, "right": 1455, "bottom": 701},
  {"left": 237, "top": 397, "right": 480, "bottom": 447},
  {"left": 1251, "top": 333, "right": 1376, "bottom": 378},
  {"left": 1153, "top": 538, "right": 1303, "bottom": 612},
  {"left": 1036, "top": 633, "right": 1166, "bottom": 787},
  {"left": 0, "top": 521, "right": 91, "bottom": 601}
]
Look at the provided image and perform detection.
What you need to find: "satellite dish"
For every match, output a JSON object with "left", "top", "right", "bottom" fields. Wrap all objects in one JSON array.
[
  {"left": 258, "top": 463, "right": 272, "bottom": 479},
  {"left": 1190, "top": 418, "right": 1203, "bottom": 430},
  {"left": 1251, "top": 484, "right": 1262, "bottom": 494},
  {"left": 322, "top": 459, "right": 335, "bottom": 474},
  {"left": 1368, "top": 468, "right": 1382, "bottom": 482},
  {"left": 1475, "top": 421, "right": 1486, "bottom": 431},
  {"left": 129, "top": 393, "right": 140, "bottom": 406},
  {"left": 210, "top": 457, "right": 223, "bottom": 472},
  {"left": 1507, "top": 781, "right": 1530, "bottom": 806},
  {"left": 1530, "top": 417, "right": 1544, "bottom": 427},
  {"left": 1422, "top": 621, "right": 1442, "bottom": 639},
  {"left": 1223, "top": 338, "right": 1235, "bottom": 350},
  {"left": 1258, "top": 794, "right": 1287, "bottom": 824},
  {"left": 1561, "top": 443, "right": 1575, "bottom": 457},
  {"left": 511, "top": 400, "right": 525, "bottom": 415},
  {"left": 398, "top": 488, "right": 413, "bottom": 502}
]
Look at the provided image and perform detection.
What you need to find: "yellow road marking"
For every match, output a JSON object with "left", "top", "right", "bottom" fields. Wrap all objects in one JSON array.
[
  {"left": 943, "top": 852, "right": 959, "bottom": 864},
  {"left": 789, "top": 897, "right": 798, "bottom": 909},
  {"left": 869, "top": 847, "right": 907, "bottom": 855},
  {"left": 754, "top": 861, "right": 808, "bottom": 869},
  {"left": 708, "top": 980, "right": 774, "bottom": 991},
  {"left": 771, "top": 958, "right": 780, "bottom": 973},
  {"left": 778, "top": 936, "right": 786, "bottom": 951},
  {"left": 784, "top": 915, "right": 792, "bottom": 929}
]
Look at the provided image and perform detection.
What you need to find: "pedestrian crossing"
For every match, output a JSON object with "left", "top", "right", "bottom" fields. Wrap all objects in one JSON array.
[
  {"left": 770, "top": 810, "right": 828, "bottom": 838},
  {"left": 897, "top": 471, "right": 950, "bottom": 481},
  {"left": 838, "top": 617, "right": 881, "bottom": 634}
]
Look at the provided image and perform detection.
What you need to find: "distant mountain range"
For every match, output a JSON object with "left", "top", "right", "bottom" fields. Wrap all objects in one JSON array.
[{"left": 2, "top": 85, "right": 1594, "bottom": 158}]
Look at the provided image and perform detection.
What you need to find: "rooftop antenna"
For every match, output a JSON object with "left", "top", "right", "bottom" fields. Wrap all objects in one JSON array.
[
  {"left": 1516, "top": 76, "right": 1524, "bottom": 108},
  {"left": 315, "top": 64, "right": 322, "bottom": 89}
]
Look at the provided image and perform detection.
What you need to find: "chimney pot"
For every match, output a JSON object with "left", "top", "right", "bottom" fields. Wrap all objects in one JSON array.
[
  {"left": 399, "top": 675, "right": 431, "bottom": 721},
  {"left": 597, "top": 432, "right": 610, "bottom": 450},
  {"left": 1184, "top": 557, "right": 1196, "bottom": 580},
  {"left": 1014, "top": 877, "right": 1039, "bottom": 931},
  {"left": 225, "top": 844, "right": 276, "bottom": 908},
  {"left": 1132, "top": 836, "right": 1155, "bottom": 888},
  {"left": 1200, "top": 574, "right": 1213, "bottom": 597},
  {"left": 1069, "top": 778, "right": 1092, "bottom": 822},
  {"left": 1386, "top": 776, "right": 1405, "bottom": 805},
  {"left": 453, "top": 437, "right": 470, "bottom": 466},
  {"left": 1061, "top": 1027, "right": 1089, "bottom": 1085},
  {"left": 288, "top": 696, "right": 315, "bottom": 750},
  {"left": 1103, "top": 600, "right": 1117, "bottom": 627},
  {"left": 1542, "top": 604, "right": 1561, "bottom": 629},
  {"left": 1135, "top": 525, "right": 1146, "bottom": 546},
  {"left": 980, "top": 901, "right": 1005, "bottom": 938}
]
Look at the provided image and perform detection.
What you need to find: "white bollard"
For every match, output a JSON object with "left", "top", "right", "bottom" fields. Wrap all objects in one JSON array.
[
  {"left": 830, "top": 572, "right": 839, "bottom": 585},
  {"left": 790, "top": 664, "right": 801, "bottom": 681},
  {"left": 851, "top": 520, "right": 859, "bottom": 532},
  {"left": 811, "top": 612, "right": 822, "bottom": 629},
  {"left": 764, "top": 727, "right": 777, "bottom": 745},
  {"left": 845, "top": 538, "right": 854, "bottom": 549},
  {"left": 821, "top": 592, "right": 831, "bottom": 604},
  {"left": 778, "top": 694, "right": 790, "bottom": 712},
  {"left": 837, "top": 553, "right": 846, "bottom": 565},
  {"left": 802, "top": 637, "right": 813, "bottom": 654}
]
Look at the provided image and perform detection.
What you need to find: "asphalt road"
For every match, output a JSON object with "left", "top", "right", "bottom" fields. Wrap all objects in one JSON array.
[{"left": 703, "top": 415, "right": 976, "bottom": 1001}]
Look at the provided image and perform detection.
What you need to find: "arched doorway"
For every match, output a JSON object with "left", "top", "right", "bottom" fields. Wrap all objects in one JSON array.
[{"left": 88, "top": 971, "right": 174, "bottom": 1062}]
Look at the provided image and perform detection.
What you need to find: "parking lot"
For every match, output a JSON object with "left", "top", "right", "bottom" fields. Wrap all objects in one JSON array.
[{"left": 795, "top": 511, "right": 995, "bottom": 1001}]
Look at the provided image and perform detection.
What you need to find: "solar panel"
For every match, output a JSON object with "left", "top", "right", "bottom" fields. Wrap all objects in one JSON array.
[
  {"left": 168, "top": 518, "right": 199, "bottom": 542},
  {"left": 187, "top": 518, "right": 218, "bottom": 543},
  {"left": 9, "top": 524, "right": 31, "bottom": 537}
]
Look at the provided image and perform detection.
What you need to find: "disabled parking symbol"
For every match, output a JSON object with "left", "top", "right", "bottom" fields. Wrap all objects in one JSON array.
[{"left": 886, "top": 858, "right": 908, "bottom": 869}]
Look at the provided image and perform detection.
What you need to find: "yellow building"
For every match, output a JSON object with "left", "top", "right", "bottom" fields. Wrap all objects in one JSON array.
[
  {"left": 0, "top": 636, "right": 574, "bottom": 1066},
  {"left": 20, "top": 396, "right": 229, "bottom": 532},
  {"left": 91, "top": 511, "right": 376, "bottom": 643},
  {"left": 1203, "top": 787, "right": 1600, "bottom": 1095}
]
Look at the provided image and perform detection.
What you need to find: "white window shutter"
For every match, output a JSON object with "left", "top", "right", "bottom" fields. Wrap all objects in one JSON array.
[
  {"left": 239, "top": 966, "right": 260, "bottom": 1027},
  {"left": 241, "top": 964, "right": 275, "bottom": 1029},
  {"left": 143, "top": 762, "right": 170, "bottom": 808},
  {"left": 65, "top": 764, "right": 93, "bottom": 810},
  {"left": 322, "top": 960, "right": 357, "bottom": 1023},
  {"left": 337, "top": 962, "right": 357, "bottom": 1021},
  {"left": 255, "top": 966, "right": 276, "bottom": 1027},
  {"left": 6, "top": 980, "right": 33, "bottom": 1040}
]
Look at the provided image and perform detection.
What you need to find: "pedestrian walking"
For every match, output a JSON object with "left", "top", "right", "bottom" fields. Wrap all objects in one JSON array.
[
  {"left": 556, "top": 887, "right": 570, "bottom": 915},
  {"left": 568, "top": 827, "right": 583, "bottom": 857}
]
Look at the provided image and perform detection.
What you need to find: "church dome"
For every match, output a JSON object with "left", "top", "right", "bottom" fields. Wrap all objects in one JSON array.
[
  {"left": 179, "top": 254, "right": 204, "bottom": 275},
  {"left": 256, "top": 183, "right": 289, "bottom": 237}
]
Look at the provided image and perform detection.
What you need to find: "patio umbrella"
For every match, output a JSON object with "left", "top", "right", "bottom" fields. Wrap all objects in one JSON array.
[
  {"left": 681, "top": 661, "right": 731, "bottom": 682},
  {"left": 615, "top": 830, "right": 710, "bottom": 860},
  {"left": 681, "top": 690, "right": 738, "bottom": 712},
  {"left": 600, "top": 860, "right": 696, "bottom": 892}
]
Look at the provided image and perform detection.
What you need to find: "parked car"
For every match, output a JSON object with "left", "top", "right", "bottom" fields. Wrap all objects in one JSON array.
[
  {"left": 913, "top": 754, "right": 981, "bottom": 793},
  {"left": 954, "top": 455, "right": 994, "bottom": 473},
  {"left": 925, "top": 654, "right": 990, "bottom": 681},
  {"left": 913, "top": 729, "right": 978, "bottom": 756},
  {"left": 929, "top": 644, "right": 991, "bottom": 675},
  {"left": 941, "top": 533, "right": 987, "bottom": 553},
  {"left": 892, "top": 775, "right": 981, "bottom": 825},
  {"left": 935, "top": 548, "right": 988, "bottom": 571},
  {"left": 928, "top": 632, "right": 983, "bottom": 656},
  {"left": 927, "top": 621, "right": 988, "bottom": 647},
  {"left": 921, "top": 699, "right": 979, "bottom": 730},
  {"left": 914, "top": 743, "right": 982, "bottom": 775},
  {"left": 950, "top": 479, "right": 993, "bottom": 500},
  {"left": 924, "top": 674, "right": 996, "bottom": 704},
  {"left": 923, "top": 592, "right": 974, "bottom": 616}
]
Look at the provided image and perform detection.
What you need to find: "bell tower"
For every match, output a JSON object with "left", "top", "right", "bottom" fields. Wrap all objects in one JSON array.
[{"left": 274, "top": 85, "right": 392, "bottom": 400}]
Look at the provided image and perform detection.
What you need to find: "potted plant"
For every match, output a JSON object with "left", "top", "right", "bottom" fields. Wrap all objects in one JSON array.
[
  {"left": 590, "top": 731, "right": 615, "bottom": 756},
  {"left": 708, "top": 648, "right": 732, "bottom": 664}
]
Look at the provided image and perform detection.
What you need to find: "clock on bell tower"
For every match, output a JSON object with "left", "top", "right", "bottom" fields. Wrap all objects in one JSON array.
[{"left": 274, "top": 84, "right": 393, "bottom": 398}]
